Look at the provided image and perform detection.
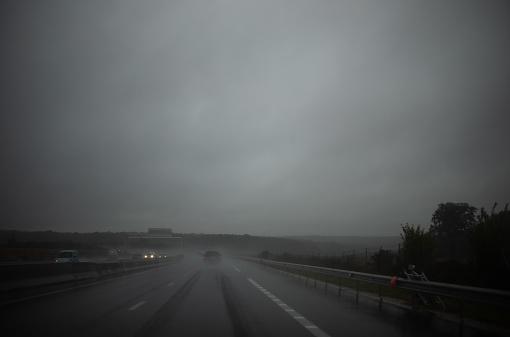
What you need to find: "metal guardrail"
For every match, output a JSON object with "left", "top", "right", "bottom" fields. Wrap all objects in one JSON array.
[{"left": 257, "top": 259, "right": 510, "bottom": 308}]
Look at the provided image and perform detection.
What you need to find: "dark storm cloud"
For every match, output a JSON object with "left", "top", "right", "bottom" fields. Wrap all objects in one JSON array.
[{"left": 1, "top": 0, "right": 509, "bottom": 236}]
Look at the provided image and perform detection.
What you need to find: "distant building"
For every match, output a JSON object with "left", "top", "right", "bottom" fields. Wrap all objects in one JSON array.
[
  {"left": 148, "top": 228, "right": 173, "bottom": 236},
  {"left": 127, "top": 228, "right": 181, "bottom": 252}
]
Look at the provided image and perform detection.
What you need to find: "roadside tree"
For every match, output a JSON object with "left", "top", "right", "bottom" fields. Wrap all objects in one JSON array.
[
  {"left": 400, "top": 223, "right": 436, "bottom": 270},
  {"left": 429, "top": 202, "right": 477, "bottom": 261},
  {"left": 469, "top": 203, "right": 510, "bottom": 290}
]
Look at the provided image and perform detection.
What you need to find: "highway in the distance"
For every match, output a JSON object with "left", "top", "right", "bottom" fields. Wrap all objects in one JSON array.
[{"left": 0, "top": 255, "right": 492, "bottom": 337}]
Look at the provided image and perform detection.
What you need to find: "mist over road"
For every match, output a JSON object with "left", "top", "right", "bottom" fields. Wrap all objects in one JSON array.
[{"left": 1, "top": 256, "right": 490, "bottom": 337}]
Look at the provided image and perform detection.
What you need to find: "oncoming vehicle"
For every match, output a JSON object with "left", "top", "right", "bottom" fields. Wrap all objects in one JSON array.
[
  {"left": 203, "top": 251, "right": 222, "bottom": 263},
  {"left": 144, "top": 251, "right": 156, "bottom": 259},
  {"left": 55, "top": 250, "right": 79, "bottom": 263}
]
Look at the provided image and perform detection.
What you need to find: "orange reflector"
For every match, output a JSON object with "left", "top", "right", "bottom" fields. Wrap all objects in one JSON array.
[{"left": 391, "top": 276, "right": 398, "bottom": 289}]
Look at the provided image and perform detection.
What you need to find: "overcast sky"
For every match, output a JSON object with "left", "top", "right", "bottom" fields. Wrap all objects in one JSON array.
[{"left": 1, "top": 0, "right": 509, "bottom": 236}]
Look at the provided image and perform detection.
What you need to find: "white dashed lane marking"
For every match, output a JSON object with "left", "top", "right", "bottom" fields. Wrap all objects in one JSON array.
[
  {"left": 128, "top": 301, "right": 146, "bottom": 311},
  {"left": 247, "top": 278, "right": 331, "bottom": 337}
]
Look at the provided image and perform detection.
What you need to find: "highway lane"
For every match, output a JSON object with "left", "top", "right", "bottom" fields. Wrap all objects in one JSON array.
[{"left": 0, "top": 255, "right": 494, "bottom": 337}]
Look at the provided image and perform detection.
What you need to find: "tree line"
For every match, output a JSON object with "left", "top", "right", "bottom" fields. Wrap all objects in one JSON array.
[
  {"left": 267, "top": 202, "right": 509, "bottom": 290},
  {"left": 400, "top": 202, "right": 509, "bottom": 290}
]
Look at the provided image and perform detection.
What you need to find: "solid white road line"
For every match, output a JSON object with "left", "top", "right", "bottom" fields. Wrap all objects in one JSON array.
[
  {"left": 231, "top": 264, "right": 241, "bottom": 272},
  {"left": 248, "top": 278, "right": 330, "bottom": 337}
]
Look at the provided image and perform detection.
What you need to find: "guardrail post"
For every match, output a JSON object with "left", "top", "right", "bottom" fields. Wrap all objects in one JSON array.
[
  {"left": 314, "top": 272, "right": 317, "bottom": 288},
  {"left": 459, "top": 300, "right": 464, "bottom": 336},
  {"left": 379, "top": 285, "right": 383, "bottom": 311},
  {"left": 325, "top": 275, "right": 328, "bottom": 293},
  {"left": 338, "top": 277, "right": 341, "bottom": 298},
  {"left": 356, "top": 281, "right": 359, "bottom": 304}
]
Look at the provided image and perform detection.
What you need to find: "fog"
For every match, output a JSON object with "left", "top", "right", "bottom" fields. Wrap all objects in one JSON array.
[{"left": 1, "top": 0, "right": 509, "bottom": 236}]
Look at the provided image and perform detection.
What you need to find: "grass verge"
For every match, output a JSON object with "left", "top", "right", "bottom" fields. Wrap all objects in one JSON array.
[{"left": 262, "top": 262, "right": 510, "bottom": 331}]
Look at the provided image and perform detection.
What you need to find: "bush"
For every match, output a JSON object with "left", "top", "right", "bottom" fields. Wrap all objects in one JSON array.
[{"left": 259, "top": 250, "right": 273, "bottom": 259}]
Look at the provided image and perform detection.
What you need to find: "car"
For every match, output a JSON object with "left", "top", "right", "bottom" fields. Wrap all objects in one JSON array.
[
  {"left": 144, "top": 251, "right": 156, "bottom": 259},
  {"left": 158, "top": 254, "right": 167, "bottom": 258},
  {"left": 203, "top": 251, "right": 222, "bottom": 263},
  {"left": 55, "top": 250, "right": 79, "bottom": 263}
]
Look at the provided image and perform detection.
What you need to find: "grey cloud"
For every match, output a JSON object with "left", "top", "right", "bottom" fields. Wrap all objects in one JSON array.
[{"left": 1, "top": 0, "right": 509, "bottom": 236}]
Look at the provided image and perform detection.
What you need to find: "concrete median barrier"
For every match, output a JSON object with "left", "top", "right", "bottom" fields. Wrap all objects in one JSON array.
[{"left": 0, "top": 254, "right": 183, "bottom": 291}]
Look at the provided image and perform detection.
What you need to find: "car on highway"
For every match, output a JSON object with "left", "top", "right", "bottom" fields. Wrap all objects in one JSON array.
[
  {"left": 55, "top": 250, "right": 79, "bottom": 263},
  {"left": 144, "top": 251, "right": 156, "bottom": 259},
  {"left": 158, "top": 253, "right": 167, "bottom": 258},
  {"left": 203, "top": 251, "right": 222, "bottom": 263}
]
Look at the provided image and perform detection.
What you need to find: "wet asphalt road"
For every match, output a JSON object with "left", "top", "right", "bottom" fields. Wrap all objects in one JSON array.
[{"left": 0, "top": 256, "right": 498, "bottom": 337}]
